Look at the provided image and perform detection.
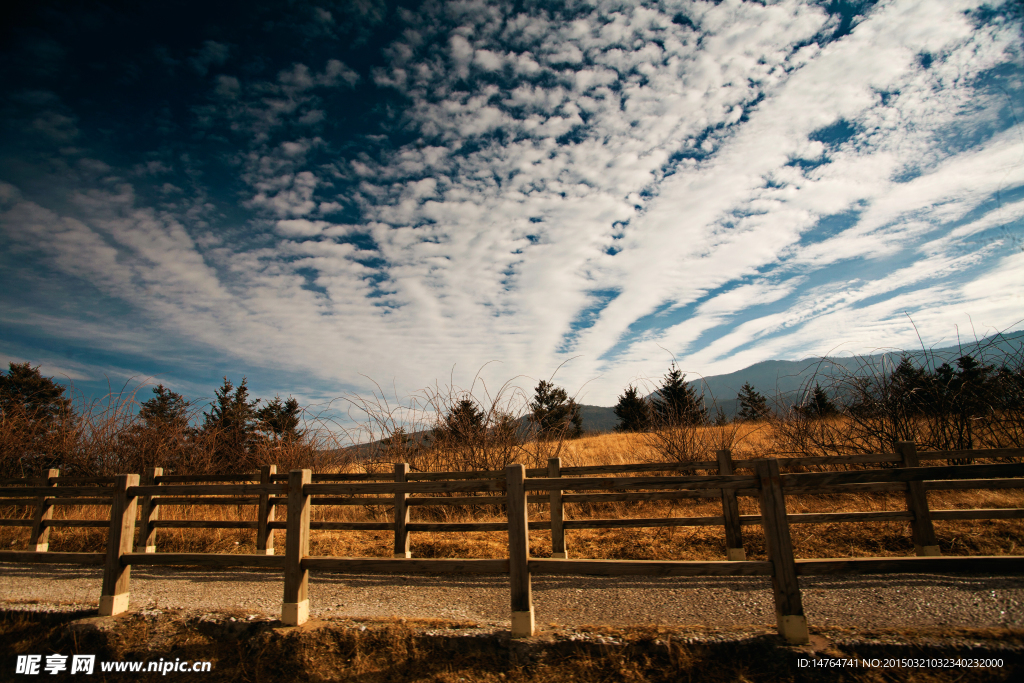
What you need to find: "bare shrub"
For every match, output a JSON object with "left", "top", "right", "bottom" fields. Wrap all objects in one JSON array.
[
  {"left": 413, "top": 369, "right": 535, "bottom": 473},
  {"left": 982, "top": 342, "right": 1024, "bottom": 452}
]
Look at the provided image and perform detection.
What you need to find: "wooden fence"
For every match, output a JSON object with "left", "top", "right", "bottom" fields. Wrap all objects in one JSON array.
[{"left": 1, "top": 443, "right": 1024, "bottom": 644}]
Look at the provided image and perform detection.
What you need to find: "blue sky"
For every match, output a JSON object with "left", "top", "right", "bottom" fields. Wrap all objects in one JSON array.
[{"left": 1, "top": 0, "right": 1023, "bottom": 419}]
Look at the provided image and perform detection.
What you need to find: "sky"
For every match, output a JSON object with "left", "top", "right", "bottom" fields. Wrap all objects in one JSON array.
[{"left": 1, "top": 0, "right": 1023, "bottom": 425}]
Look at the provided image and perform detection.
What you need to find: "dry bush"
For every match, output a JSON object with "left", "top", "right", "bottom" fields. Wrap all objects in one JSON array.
[
  {"left": 0, "top": 404, "right": 79, "bottom": 480},
  {"left": 420, "top": 377, "right": 530, "bottom": 472}
]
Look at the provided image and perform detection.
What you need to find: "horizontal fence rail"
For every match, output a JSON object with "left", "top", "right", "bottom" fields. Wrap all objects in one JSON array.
[{"left": 1, "top": 443, "right": 1022, "bottom": 644}]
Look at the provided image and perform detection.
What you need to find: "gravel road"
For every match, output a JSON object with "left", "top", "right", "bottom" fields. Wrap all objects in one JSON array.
[{"left": 2, "top": 563, "right": 1023, "bottom": 631}]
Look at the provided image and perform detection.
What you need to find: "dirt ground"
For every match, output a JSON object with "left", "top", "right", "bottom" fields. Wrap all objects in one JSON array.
[{"left": 2, "top": 607, "right": 1023, "bottom": 683}]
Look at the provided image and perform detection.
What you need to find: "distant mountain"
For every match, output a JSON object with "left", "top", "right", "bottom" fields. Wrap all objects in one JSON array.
[
  {"left": 578, "top": 404, "right": 620, "bottom": 434},
  {"left": 578, "top": 329, "right": 1024, "bottom": 432}
]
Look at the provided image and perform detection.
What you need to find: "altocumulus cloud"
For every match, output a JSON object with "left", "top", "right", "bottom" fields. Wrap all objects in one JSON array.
[{"left": 0, "top": 0, "right": 1022, "bottom": 410}]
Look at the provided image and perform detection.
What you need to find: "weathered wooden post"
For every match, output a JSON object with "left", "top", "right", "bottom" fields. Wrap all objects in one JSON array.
[
  {"left": 755, "top": 459, "right": 808, "bottom": 644},
  {"left": 897, "top": 441, "right": 940, "bottom": 556},
  {"left": 506, "top": 463, "right": 534, "bottom": 637},
  {"left": 135, "top": 467, "right": 162, "bottom": 553},
  {"left": 282, "top": 469, "right": 311, "bottom": 626},
  {"left": 99, "top": 474, "right": 140, "bottom": 616},
  {"left": 29, "top": 469, "right": 59, "bottom": 553},
  {"left": 394, "top": 463, "right": 411, "bottom": 558},
  {"left": 717, "top": 450, "right": 745, "bottom": 561},
  {"left": 548, "top": 458, "right": 568, "bottom": 559},
  {"left": 256, "top": 465, "right": 277, "bottom": 555}
]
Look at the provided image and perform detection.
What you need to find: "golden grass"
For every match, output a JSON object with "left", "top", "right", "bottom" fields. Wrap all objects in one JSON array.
[{"left": 3, "top": 427, "right": 1023, "bottom": 562}]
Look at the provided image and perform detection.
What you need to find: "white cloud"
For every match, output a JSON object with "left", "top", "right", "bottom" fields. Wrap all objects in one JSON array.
[{"left": 5, "top": 0, "right": 1023, "bottom": 411}]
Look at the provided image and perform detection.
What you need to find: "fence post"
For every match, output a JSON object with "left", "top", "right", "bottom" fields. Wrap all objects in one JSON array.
[
  {"left": 394, "top": 463, "right": 411, "bottom": 558},
  {"left": 280, "top": 471, "right": 311, "bottom": 626},
  {"left": 29, "top": 468, "right": 59, "bottom": 552},
  {"left": 755, "top": 459, "right": 808, "bottom": 644},
  {"left": 257, "top": 465, "right": 277, "bottom": 555},
  {"left": 135, "top": 467, "right": 162, "bottom": 553},
  {"left": 99, "top": 474, "right": 140, "bottom": 616},
  {"left": 897, "top": 441, "right": 940, "bottom": 556},
  {"left": 506, "top": 463, "right": 534, "bottom": 637},
  {"left": 548, "top": 458, "right": 568, "bottom": 559},
  {"left": 282, "top": 469, "right": 311, "bottom": 626},
  {"left": 717, "top": 450, "right": 745, "bottom": 561}
]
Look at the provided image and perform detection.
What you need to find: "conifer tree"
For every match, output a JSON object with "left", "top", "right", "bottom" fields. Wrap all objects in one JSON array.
[
  {"left": 257, "top": 395, "right": 303, "bottom": 442},
  {"left": 613, "top": 385, "right": 649, "bottom": 432},
  {"left": 530, "top": 380, "right": 583, "bottom": 439},
  {"left": 139, "top": 384, "right": 190, "bottom": 430},
  {"left": 799, "top": 383, "right": 837, "bottom": 419},
  {"left": 890, "top": 356, "right": 929, "bottom": 413},
  {"left": 651, "top": 363, "right": 707, "bottom": 426},
  {"left": 0, "top": 362, "right": 73, "bottom": 477},
  {"left": 929, "top": 355, "right": 996, "bottom": 456},
  {"left": 737, "top": 382, "right": 770, "bottom": 421},
  {"left": 713, "top": 407, "right": 730, "bottom": 427},
  {"left": 434, "top": 397, "right": 486, "bottom": 444},
  {"left": 202, "top": 377, "right": 261, "bottom": 470},
  {"left": 0, "top": 362, "right": 71, "bottom": 422}
]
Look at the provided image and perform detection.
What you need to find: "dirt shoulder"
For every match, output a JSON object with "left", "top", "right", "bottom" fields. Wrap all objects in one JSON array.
[{"left": 2, "top": 608, "right": 1023, "bottom": 683}]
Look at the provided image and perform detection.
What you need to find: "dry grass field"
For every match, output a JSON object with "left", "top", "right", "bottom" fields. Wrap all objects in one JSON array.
[{"left": 3, "top": 422, "right": 1023, "bottom": 564}]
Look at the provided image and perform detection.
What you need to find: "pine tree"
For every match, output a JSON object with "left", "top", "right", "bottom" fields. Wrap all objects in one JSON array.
[
  {"left": 257, "top": 396, "right": 303, "bottom": 442},
  {"left": 530, "top": 380, "right": 583, "bottom": 439},
  {"left": 890, "top": 356, "right": 929, "bottom": 413},
  {"left": 613, "top": 385, "right": 649, "bottom": 432},
  {"left": 382, "top": 427, "right": 411, "bottom": 448},
  {"left": 799, "top": 383, "right": 837, "bottom": 419},
  {"left": 435, "top": 398, "right": 486, "bottom": 444},
  {"left": 0, "top": 362, "right": 71, "bottom": 422},
  {"left": 139, "top": 384, "right": 189, "bottom": 430},
  {"left": 202, "top": 377, "right": 261, "bottom": 470},
  {"left": 737, "top": 382, "right": 769, "bottom": 422},
  {"left": 0, "top": 362, "right": 74, "bottom": 477},
  {"left": 930, "top": 355, "right": 996, "bottom": 457},
  {"left": 651, "top": 363, "right": 707, "bottom": 426}
]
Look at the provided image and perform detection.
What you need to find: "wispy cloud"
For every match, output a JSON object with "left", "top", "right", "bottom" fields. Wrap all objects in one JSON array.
[{"left": 1, "top": 0, "right": 1021, "bottom": 409}]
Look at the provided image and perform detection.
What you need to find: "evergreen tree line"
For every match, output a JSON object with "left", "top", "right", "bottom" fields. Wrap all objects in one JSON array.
[
  {"left": 430, "top": 379, "right": 582, "bottom": 445},
  {"left": 610, "top": 351, "right": 1024, "bottom": 456},
  {"left": 374, "top": 379, "right": 585, "bottom": 473},
  {"left": 612, "top": 363, "right": 712, "bottom": 433},
  {"left": 0, "top": 364, "right": 307, "bottom": 478},
  {"left": 0, "top": 364, "right": 586, "bottom": 478},
  {"left": 5, "top": 345, "right": 1021, "bottom": 477}
]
